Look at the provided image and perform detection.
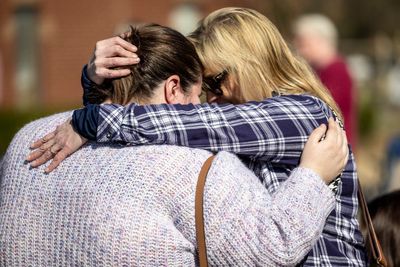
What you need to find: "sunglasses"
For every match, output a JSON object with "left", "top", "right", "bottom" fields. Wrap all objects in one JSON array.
[{"left": 202, "top": 70, "right": 228, "bottom": 96}]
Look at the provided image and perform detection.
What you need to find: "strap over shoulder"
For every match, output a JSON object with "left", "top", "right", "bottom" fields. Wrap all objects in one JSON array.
[
  {"left": 195, "top": 155, "right": 215, "bottom": 267},
  {"left": 358, "top": 180, "right": 388, "bottom": 267}
]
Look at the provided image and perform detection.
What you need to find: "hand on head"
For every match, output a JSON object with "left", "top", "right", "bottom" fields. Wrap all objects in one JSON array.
[
  {"left": 87, "top": 34, "right": 140, "bottom": 85},
  {"left": 26, "top": 119, "right": 87, "bottom": 173},
  {"left": 299, "top": 118, "right": 349, "bottom": 184}
]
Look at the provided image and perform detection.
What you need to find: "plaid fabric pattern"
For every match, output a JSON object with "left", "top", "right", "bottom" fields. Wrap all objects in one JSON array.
[{"left": 96, "top": 94, "right": 367, "bottom": 266}]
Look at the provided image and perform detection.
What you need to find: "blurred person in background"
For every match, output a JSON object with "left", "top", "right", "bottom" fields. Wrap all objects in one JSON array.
[
  {"left": 293, "top": 14, "right": 358, "bottom": 149},
  {"left": 364, "top": 190, "right": 400, "bottom": 267},
  {"left": 29, "top": 7, "right": 367, "bottom": 266},
  {"left": 1, "top": 23, "right": 347, "bottom": 266},
  {"left": 382, "top": 135, "right": 400, "bottom": 193}
]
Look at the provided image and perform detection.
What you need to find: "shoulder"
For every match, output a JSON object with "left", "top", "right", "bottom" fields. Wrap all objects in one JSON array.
[
  {"left": 135, "top": 145, "right": 213, "bottom": 168},
  {"left": 273, "top": 94, "right": 325, "bottom": 105},
  {"left": 259, "top": 94, "right": 332, "bottom": 117},
  {"left": 120, "top": 146, "right": 214, "bottom": 173},
  {"left": 4, "top": 111, "right": 72, "bottom": 158},
  {"left": 10, "top": 111, "right": 73, "bottom": 146}
]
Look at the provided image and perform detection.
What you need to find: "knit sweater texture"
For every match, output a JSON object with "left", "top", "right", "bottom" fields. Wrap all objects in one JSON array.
[{"left": 0, "top": 112, "right": 335, "bottom": 266}]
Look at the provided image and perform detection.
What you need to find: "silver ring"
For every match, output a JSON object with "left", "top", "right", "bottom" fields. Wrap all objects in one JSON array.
[{"left": 49, "top": 146, "right": 57, "bottom": 157}]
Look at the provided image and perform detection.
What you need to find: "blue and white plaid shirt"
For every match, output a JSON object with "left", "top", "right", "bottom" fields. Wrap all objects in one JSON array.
[{"left": 82, "top": 66, "right": 367, "bottom": 266}]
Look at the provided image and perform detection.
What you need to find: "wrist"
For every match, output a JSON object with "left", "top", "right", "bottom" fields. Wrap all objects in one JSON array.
[
  {"left": 71, "top": 105, "right": 100, "bottom": 141},
  {"left": 298, "top": 165, "right": 340, "bottom": 193},
  {"left": 298, "top": 164, "right": 328, "bottom": 184},
  {"left": 85, "top": 63, "right": 104, "bottom": 85},
  {"left": 68, "top": 118, "right": 88, "bottom": 143}
]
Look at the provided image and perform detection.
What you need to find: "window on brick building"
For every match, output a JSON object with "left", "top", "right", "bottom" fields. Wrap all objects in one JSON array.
[{"left": 15, "top": 5, "right": 40, "bottom": 109}]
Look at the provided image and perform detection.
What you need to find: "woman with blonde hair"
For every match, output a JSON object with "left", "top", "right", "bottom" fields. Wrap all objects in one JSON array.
[
  {"left": 189, "top": 7, "right": 340, "bottom": 111},
  {"left": 28, "top": 7, "right": 367, "bottom": 266}
]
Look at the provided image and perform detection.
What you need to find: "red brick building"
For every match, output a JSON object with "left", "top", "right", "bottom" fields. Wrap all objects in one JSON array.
[{"left": 0, "top": 0, "right": 253, "bottom": 110}]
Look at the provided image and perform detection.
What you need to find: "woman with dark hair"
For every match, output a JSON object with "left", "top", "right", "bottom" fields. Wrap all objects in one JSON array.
[
  {"left": 365, "top": 190, "right": 400, "bottom": 267},
  {"left": 82, "top": 24, "right": 204, "bottom": 106}
]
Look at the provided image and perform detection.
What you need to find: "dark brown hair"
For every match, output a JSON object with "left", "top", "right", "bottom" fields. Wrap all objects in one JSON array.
[
  {"left": 365, "top": 190, "right": 400, "bottom": 267},
  {"left": 87, "top": 23, "right": 203, "bottom": 105}
]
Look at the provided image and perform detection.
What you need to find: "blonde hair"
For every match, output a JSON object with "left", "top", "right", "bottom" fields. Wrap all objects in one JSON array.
[{"left": 189, "top": 7, "right": 342, "bottom": 120}]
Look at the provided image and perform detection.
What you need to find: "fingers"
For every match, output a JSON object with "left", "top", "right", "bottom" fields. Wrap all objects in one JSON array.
[
  {"left": 119, "top": 31, "right": 132, "bottom": 39},
  {"left": 29, "top": 146, "right": 58, "bottom": 168},
  {"left": 308, "top": 124, "right": 327, "bottom": 144},
  {"left": 301, "top": 118, "right": 351, "bottom": 183},
  {"left": 44, "top": 148, "right": 70, "bottom": 173},
  {"left": 88, "top": 36, "right": 140, "bottom": 84},
  {"left": 26, "top": 118, "right": 85, "bottom": 173},
  {"left": 324, "top": 117, "right": 339, "bottom": 141},
  {"left": 96, "top": 37, "right": 138, "bottom": 59},
  {"left": 326, "top": 117, "right": 349, "bottom": 173},
  {"left": 331, "top": 118, "right": 349, "bottom": 168},
  {"left": 102, "top": 57, "right": 139, "bottom": 68},
  {"left": 91, "top": 40, "right": 140, "bottom": 80},
  {"left": 30, "top": 131, "right": 56, "bottom": 149},
  {"left": 97, "top": 36, "right": 137, "bottom": 53},
  {"left": 93, "top": 51, "right": 139, "bottom": 70},
  {"left": 27, "top": 131, "right": 57, "bottom": 162},
  {"left": 94, "top": 68, "right": 132, "bottom": 80},
  {"left": 27, "top": 138, "right": 55, "bottom": 162},
  {"left": 97, "top": 45, "right": 139, "bottom": 60},
  {"left": 111, "top": 36, "right": 137, "bottom": 52}
]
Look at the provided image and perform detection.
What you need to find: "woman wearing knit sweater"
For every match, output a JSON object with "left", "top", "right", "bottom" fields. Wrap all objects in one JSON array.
[
  {"left": 27, "top": 9, "right": 366, "bottom": 266},
  {"left": 4, "top": 114, "right": 341, "bottom": 266}
]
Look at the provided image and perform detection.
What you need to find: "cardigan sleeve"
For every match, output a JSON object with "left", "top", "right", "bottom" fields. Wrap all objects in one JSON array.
[
  {"left": 204, "top": 153, "right": 335, "bottom": 266},
  {"left": 81, "top": 64, "right": 94, "bottom": 106}
]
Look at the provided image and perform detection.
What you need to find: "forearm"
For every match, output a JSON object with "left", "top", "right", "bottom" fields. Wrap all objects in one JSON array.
[
  {"left": 72, "top": 104, "right": 100, "bottom": 141},
  {"left": 77, "top": 95, "right": 332, "bottom": 165},
  {"left": 81, "top": 65, "right": 94, "bottom": 106},
  {"left": 207, "top": 166, "right": 335, "bottom": 266},
  {"left": 260, "top": 167, "right": 335, "bottom": 265}
]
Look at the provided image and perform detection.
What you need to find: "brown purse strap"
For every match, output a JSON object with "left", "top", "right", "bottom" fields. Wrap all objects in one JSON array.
[
  {"left": 358, "top": 180, "right": 388, "bottom": 267},
  {"left": 195, "top": 155, "right": 215, "bottom": 267}
]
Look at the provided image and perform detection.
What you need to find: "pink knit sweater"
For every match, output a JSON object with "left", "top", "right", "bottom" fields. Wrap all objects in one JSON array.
[{"left": 0, "top": 112, "right": 335, "bottom": 266}]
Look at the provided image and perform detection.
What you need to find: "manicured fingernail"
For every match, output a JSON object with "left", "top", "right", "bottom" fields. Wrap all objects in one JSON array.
[{"left": 131, "top": 57, "right": 140, "bottom": 63}]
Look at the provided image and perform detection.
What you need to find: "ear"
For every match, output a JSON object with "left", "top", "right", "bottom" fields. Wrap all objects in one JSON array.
[{"left": 164, "top": 75, "right": 184, "bottom": 104}]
